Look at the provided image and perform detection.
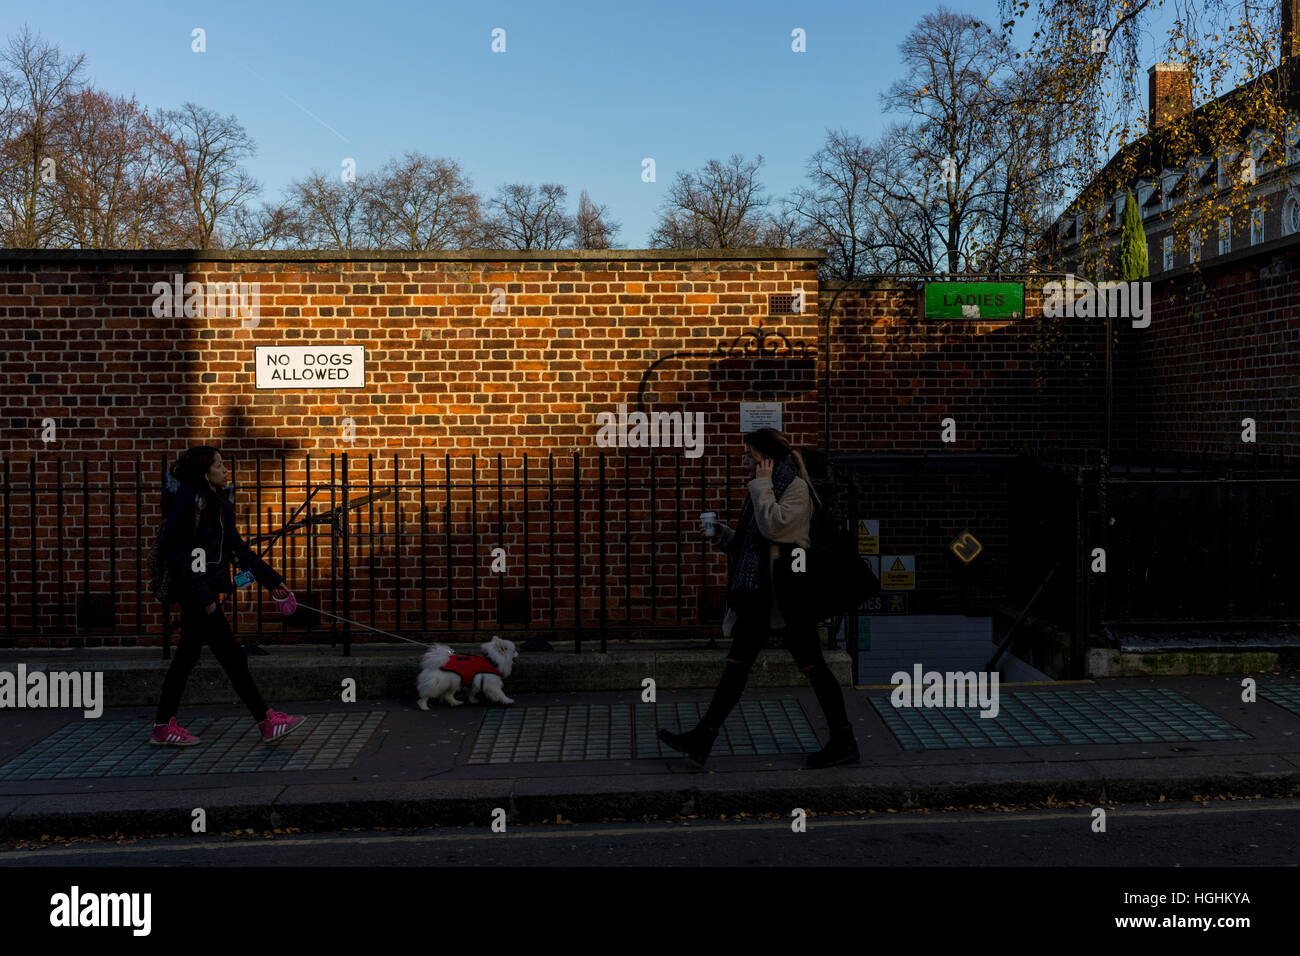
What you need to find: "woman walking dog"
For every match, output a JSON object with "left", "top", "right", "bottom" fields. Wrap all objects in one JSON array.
[
  {"left": 151, "top": 445, "right": 304, "bottom": 746},
  {"left": 658, "top": 428, "right": 859, "bottom": 769}
]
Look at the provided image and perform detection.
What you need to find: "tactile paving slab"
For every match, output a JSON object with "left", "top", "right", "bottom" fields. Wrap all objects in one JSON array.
[
  {"left": 869, "top": 688, "right": 1251, "bottom": 751},
  {"left": 0, "top": 712, "right": 385, "bottom": 780},
  {"left": 468, "top": 699, "right": 821, "bottom": 764},
  {"left": 1257, "top": 684, "right": 1300, "bottom": 719}
]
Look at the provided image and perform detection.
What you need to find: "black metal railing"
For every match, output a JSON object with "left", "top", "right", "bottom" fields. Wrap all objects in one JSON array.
[
  {"left": 1007, "top": 447, "right": 1300, "bottom": 676},
  {"left": 1097, "top": 447, "right": 1300, "bottom": 628},
  {"left": 0, "top": 451, "right": 763, "bottom": 652}
]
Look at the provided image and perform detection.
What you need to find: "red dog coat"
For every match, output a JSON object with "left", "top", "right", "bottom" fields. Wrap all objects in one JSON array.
[{"left": 439, "top": 654, "right": 501, "bottom": 686}]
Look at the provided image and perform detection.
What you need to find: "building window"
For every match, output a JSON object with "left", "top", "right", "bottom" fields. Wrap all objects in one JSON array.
[
  {"left": 1162, "top": 235, "right": 1174, "bottom": 271},
  {"left": 1215, "top": 151, "right": 1239, "bottom": 191},
  {"left": 1160, "top": 170, "right": 1182, "bottom": 212},
  {"left": 1190, "top": 229, "right": 1201, "bottom": 262},
  {"left": 1287, "top": 116, "right": 1299, "bottom": 165},
  {"left": 1219, "top": 217, "right": 1232, "bottom": 254},
  {"left": 1285, "top": 195, "right": 1300, "bottom": 235},
  {"left": 1251, "top": 206, "right": 1264, "bottom": 245}
]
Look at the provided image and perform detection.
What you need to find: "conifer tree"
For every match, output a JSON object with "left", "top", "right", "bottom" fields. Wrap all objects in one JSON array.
[{"left": 1119, "top": 189, "right": 1148, "bottom": 281}]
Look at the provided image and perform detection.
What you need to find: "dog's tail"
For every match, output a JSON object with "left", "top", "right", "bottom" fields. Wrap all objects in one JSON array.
[{"left": 420, "top": 644, "right": 453, "bottom": 670}]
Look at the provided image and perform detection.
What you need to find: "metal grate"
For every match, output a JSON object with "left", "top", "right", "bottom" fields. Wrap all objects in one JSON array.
[
  {"left": 1258, "top": 683, "right": 1300, "bottom": 719},
  {"left": 768, "top": 293, "right": 796, "bottom": 314},
  {"left": 0, "top": 712, "right": 385, "bottom": 779},
  {"left": 467, "top": 699, "right": 821, "bottom": 763},
  {"left": 869, "top": 688, "right": 1251, "bottom": 751}
]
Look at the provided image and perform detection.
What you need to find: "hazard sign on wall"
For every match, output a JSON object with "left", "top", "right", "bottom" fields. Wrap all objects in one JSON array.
[
  {"left": 857, "top": 519, "right": 879, "bottom": 555},
  {"left": 880, "top": 555, "right": 915, "bottom": 590}
]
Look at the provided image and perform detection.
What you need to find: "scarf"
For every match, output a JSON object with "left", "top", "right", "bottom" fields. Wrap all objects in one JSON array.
[{"left": 726, "top": 455, "right": 798, "bottom": 615}]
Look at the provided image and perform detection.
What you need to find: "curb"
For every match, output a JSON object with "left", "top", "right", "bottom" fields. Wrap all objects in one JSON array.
[
  {"left": 0, "top": 647, "right": 854, "bottom": 705},
  {"left": 6, "top": 768, "right": 1299, "bottom": 841}
]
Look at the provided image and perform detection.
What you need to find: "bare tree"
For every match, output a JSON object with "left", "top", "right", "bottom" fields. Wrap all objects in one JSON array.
[
  {"left": 572, "top": 188, "right": 620, "bottom": 248},
  {"left": 785, "top": 129, "right": 882, "bottom": 279},
  {"left": 285, "top": 170, "right": 371, "bottom": 249},
  {"left": 755, "top": 205, "right": 819, "bottom": 248},
  {"left": 874, "top": 7, "right": 1052, "bottom": 272},
  {"left": 157, "top": 102, "right": 260, "bottom": 249},
  {"left": 219, "top": 201, "right": 298, "bottom": 250},
  {"left": 649, "top": 154, "right": 770, "bottom": 248},
  {"left": 365, "top": 152, "right": 481, "bottom": 250},
  {"left": 46, "top": 89, "right": 185, "bottom": 248},
  {"left": 482, "top": 182, "right": 574, "bottom": 250},
  {"left": 0, "top": 25, "right": 86, "bottom": 247}
]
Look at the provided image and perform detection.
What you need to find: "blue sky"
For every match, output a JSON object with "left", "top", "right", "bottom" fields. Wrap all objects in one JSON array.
[{"left": 5, "top": 0, "right": 1188, "bottom": 245}]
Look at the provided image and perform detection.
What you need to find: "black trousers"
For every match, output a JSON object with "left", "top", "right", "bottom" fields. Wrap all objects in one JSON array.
[
  {"left": 155, "top": 597, "right": 269, "bottom": 724},
  {"left": 701, "top": 604, "right": 851, "bottom": 735}
]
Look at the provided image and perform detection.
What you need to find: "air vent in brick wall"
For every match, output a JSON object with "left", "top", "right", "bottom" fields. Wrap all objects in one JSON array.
[{"left": 769, "top": 293, "right": 796, "bottom": 314}]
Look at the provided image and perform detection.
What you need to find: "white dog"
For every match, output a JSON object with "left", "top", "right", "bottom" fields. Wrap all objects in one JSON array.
[{"left": 416, "top": 637, "right": 519, "bottom": 709}]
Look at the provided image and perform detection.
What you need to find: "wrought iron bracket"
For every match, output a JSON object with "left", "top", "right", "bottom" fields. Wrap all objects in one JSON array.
[{"left": 635, "top": 322, "right": 816, "bottom": 413}]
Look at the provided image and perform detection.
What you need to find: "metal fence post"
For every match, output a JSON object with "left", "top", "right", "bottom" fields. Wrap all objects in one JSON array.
[{"left": 341, "top": 452, "right": 351, "bottom": 657}]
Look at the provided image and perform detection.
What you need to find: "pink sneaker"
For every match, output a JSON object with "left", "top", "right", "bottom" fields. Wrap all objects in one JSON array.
[
  {"left": 150, "top": 717, "right": 200, "bottom": 746},
  {"left": 259, "top": 709, "right": 304, "bottom": 743}
]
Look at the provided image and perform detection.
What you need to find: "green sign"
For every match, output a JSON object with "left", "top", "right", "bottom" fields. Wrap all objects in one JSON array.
[{"left": 924, "top": 282, "right": 1023, "bottom": 319}]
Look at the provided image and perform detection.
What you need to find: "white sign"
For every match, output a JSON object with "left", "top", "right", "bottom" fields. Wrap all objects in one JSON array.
[
  {"left": 739, "top": 402, "right": 782, "bottom": 432},
  {"left": 255, "top": 346, "right": 365, "bottom": 389}
]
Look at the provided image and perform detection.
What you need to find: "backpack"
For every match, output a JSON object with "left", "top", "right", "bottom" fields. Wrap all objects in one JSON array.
[
  {"left": 145, "top": 472, "right": 201, "bottom": 607},
  {"left": 775, "top": 483, "right": 880, "bottom": 624}
]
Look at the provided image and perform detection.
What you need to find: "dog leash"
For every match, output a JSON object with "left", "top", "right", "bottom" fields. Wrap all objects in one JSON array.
[{"left": 291, "top": 600, "right": 435, "bottom": 649}]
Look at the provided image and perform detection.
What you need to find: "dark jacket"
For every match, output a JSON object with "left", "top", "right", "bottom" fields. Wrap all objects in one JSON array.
[{"left": 159, "top": 472, "right": 283, "bottom": 608}]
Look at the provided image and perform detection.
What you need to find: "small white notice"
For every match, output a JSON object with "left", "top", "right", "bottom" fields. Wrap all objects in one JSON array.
[
  {"left": 739, "top": 402, "right": 782, "bottom": 432},
  {"left": 255, "top": 346, "right": 365, "bottom": 389}
]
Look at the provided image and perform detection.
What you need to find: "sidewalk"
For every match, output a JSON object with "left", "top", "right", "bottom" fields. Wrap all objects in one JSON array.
[{"left": 2, "top": 662, "right": 1299, "bottom": 840}]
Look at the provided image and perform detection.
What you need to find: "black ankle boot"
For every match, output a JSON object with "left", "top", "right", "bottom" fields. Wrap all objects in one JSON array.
[
  {"left": 658, "top": 722, "right": 720, "bottom": 767},
  {"left": 806, "top": 725, "right": 859, "bottom": 769}
]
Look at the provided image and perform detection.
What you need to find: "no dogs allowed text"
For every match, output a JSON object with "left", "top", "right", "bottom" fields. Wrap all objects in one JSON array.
[{"left": 255, "top": 346, "right": 366, "bottom": 389}]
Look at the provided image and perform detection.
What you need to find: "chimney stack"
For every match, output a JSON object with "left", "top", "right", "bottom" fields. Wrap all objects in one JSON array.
[
  {"left": 1284, "top": 0, "right": 1300, "bottom": 60},
  {"left": 1148, "top": 63, "right": 1193, "bottom": 130}
]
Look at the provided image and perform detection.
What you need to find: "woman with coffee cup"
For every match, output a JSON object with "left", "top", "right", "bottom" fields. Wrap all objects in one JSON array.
[{"left": 659, "top": 427, "right": 858, "bottom": 769}]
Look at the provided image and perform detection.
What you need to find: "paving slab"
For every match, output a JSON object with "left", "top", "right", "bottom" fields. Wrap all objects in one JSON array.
[{"left": 0, "top": 675, "right": 1297, "bottom": 838}]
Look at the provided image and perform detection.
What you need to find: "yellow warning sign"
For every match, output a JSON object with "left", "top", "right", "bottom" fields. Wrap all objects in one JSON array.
[
  {"left": 880, "top": 555, "right": 915, "bottom": 590},
  {"left": 857, "top": 519, "right": 879, "bottom": 555}
]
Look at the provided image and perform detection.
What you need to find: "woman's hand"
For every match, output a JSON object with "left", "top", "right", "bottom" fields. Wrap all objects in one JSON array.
[
  {"left": 204, "top": 602, "right": 217, "bottom": 614},
  {"left": 272, "top": 587, "right": 297, "bottom": 616},
  {"left": 754, "top": 459, "right": 774, "bottom": 480}
]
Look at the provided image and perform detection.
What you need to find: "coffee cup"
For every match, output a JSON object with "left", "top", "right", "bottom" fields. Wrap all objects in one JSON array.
[{"left": 700, "top": 511, "right": 718, "bottom": 536}]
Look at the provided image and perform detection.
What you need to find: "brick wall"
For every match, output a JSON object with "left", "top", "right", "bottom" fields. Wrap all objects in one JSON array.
[
  {"left": 0, "top": 251, "right": 1143, "bottom": 644},
  {"left": 1111, "top": 243, "right": 1300, "bottom": 462}
]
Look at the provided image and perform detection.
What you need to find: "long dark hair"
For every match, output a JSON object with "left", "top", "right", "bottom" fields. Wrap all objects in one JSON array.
[
  {"left": 169, "top": 445, "right": 232, "bottom": 523},
  {"left": 743, "top": 428, "right": 814, "bottom": 484}
]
